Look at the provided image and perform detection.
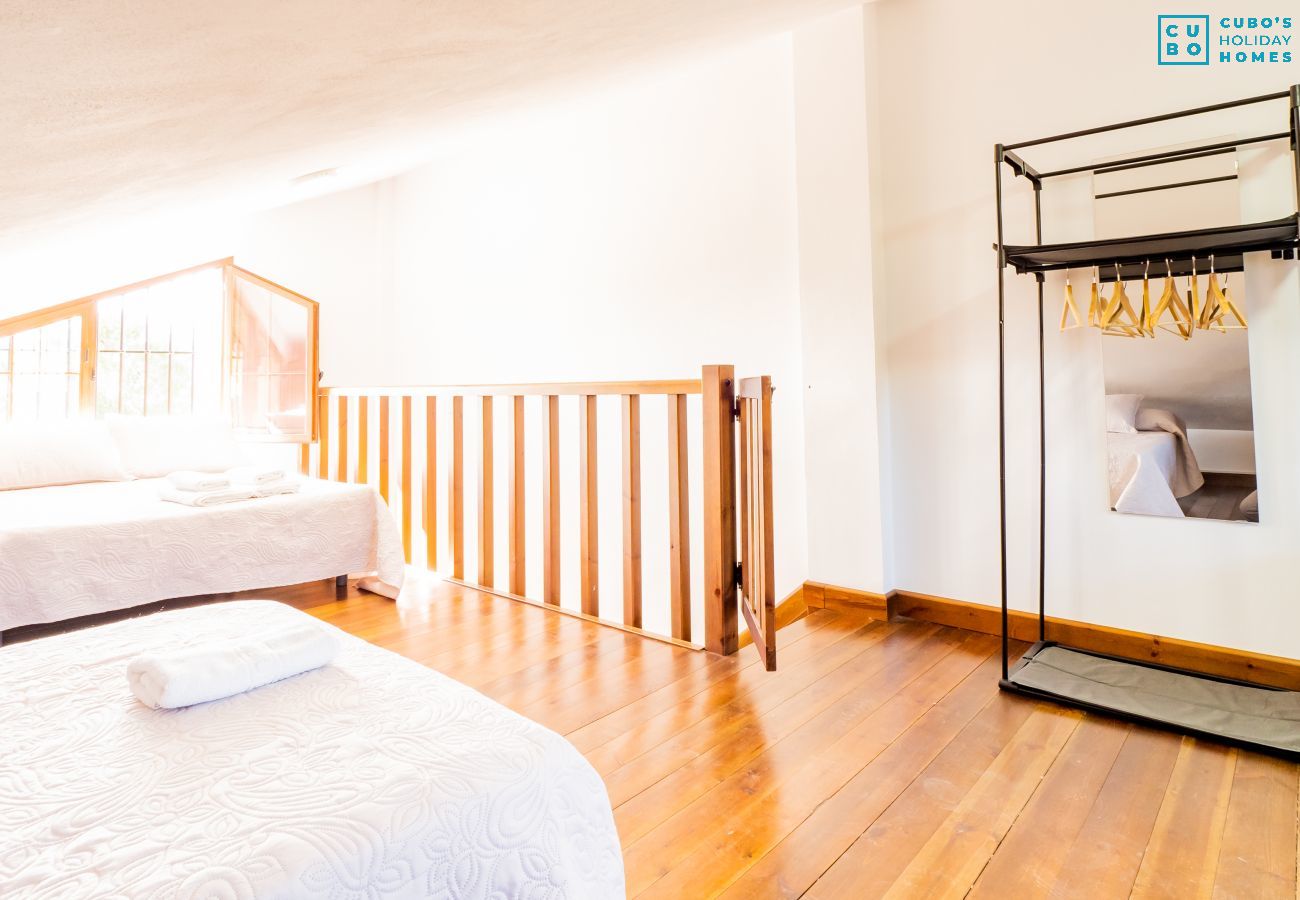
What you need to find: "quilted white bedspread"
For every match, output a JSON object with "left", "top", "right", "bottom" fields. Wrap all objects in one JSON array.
[
  {"left": 1106, "top": 431, "right": 1183, "bottom": 518},
  {"left": 0, "top": 601, "right": 625, "bottom": 898},
  {"left": 0, "top": 477, "right": 405, "bottom": 631}
]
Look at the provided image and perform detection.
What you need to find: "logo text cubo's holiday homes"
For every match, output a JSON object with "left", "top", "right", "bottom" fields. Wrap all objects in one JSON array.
[{"left": 1159, "top": 15, "right": 1293, "bottom": 66}]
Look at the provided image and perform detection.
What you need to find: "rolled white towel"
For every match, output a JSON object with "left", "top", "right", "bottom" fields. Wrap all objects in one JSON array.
[
  {"left": 226, "top": 465, "right": 286, "bottom": 486},
  {"left": 255, "top": 476, "right": 301, "bottom": 497},
  {"left": 166, "top": 470, "right": 231, "bottom": 492},
  {"left": 159, "top": 484, "right": 257, "bottom": 507},
  {"left": 126, "top": 621, "right": 340, "bottom": 709}
]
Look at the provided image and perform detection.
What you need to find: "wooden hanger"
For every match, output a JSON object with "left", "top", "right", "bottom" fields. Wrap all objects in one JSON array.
[
  {"left": 1060, "top": 268, "right": 1084, "bottom": 330},
  {"left": 1087, "top": 267, "right": 1103, "bottom": 327},
  {"left": 1202, "top": 256, "right": 1247, "bottom": 330},
  {"left": 1147, "top": 258, "right": 1193, "bottom": 340},
  {"left": 1139, "top": 260, "right": 1154, "bottom": 337},
  {"left": 1220, "top": 272, "right": 1248, "bottom": 329},
  {"left": 1099, "top": 264, "right": 1143, "bottom": 337}
]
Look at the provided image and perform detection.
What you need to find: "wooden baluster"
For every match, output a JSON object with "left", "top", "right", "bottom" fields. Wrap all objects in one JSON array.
[
  {"left": 702, "top": 365, "right": 738, "bottom": 656},
  {"left": 317, "top": 392, "right": 330, "bottom": 480},
  {"left": 754, "top": 378, "right": 776, "bottom": 669},
  {"left": 357, "top": 396, "right": 369, "bottom": 484},
  {"left": 667, "top": 393, "right": 691, "bottom": 641},
  {"left": 478, "top": 396, "right": 494, "bottom": 587},
  {"left": 378, "top": 396, "right": 391, "bottom": 502},
  {"left": 336, "top": 395, "right": 348, "bottom": 482},
  {"left": 451, "top": 396, "right": 464, "bottom": 580},
  {"left": 579, "top": 394, "right": 599, "bottom": 616},
  {"left": 739, "top": 397, "right": 751, "bottom": 607},
  {"left": 509, "top": 396, "right": 526, "bottom": 596},
  {"left": 621, "top": 394, "right": 642, "bottom": 628},
  {"left": 542, "top": 395, "right": 560, "bottom": 605},
  {"left": 752, "top": 403, "right": 761, "bottom": 612},
  {"left": 401, "top": 395, "right": 413, "bottom": 563},
  {"left": 424, "top": 396, "right": 437, "bottom": 571}
]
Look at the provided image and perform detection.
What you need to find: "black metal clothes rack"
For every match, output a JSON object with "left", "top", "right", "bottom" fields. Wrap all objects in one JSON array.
[{"left": 992, "top": 86, "right": 1300, "bottom": 758}]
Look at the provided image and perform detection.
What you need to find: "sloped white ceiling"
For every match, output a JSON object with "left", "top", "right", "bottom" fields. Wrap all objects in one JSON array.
[{"left": 0, "top": 0, "right": 854, "bottom": 242}]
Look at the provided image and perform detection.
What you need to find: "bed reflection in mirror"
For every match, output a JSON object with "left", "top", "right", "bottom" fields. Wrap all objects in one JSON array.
[
  {"left": 1093, "top": 147, "right": 1259, "bottom": 522},
  {"left": 1102, "top": 321, "right": 1257, "bottom": 522}
]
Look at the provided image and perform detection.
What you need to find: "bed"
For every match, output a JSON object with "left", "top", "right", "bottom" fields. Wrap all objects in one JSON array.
[
  {"left": 0, "top": 477, "right": 405, "bottom": 633},
  {"left": 0, "top": 600, "right": 625, "bottom": 898},
  {"left": 1106, "top": 406, "right": 1204, "bottom": 518}
]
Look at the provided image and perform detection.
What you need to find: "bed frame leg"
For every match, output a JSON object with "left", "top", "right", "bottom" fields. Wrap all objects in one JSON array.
[{"left": 335, "top": 574, "right": 348, "bottom": 596}]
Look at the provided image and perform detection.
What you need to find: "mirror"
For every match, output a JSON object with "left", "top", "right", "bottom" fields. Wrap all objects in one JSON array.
[{"left": 1092, "top": 149, "right": 1259, "bottom": 522}]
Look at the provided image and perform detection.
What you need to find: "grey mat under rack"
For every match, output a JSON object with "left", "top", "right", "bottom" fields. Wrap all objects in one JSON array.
[{"left": 1008, "top": 646, "right": 1300, "bottom": 753}]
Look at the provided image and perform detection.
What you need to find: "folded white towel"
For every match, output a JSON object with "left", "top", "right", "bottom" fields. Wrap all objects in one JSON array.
[
  {"left": 166, "top": 470, "right": 231, "bottom": 492},
  {"left": 226, "top": 465, "right": 286, "bottom": 486},
  {"left": 255, "top": 476, "right": 301, "bottom": 497},
  {"left": 159, "top": 484, "right": 257, "bottom": 507},
  {"left": 126, "top": 621, "right": 340, "bottom": 709}
]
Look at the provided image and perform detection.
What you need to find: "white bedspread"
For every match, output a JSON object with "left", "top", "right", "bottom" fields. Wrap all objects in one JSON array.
[
  {"left": 0, "top": 478, "right": 405, "bottom": 631},
  {"left": 1107, "top": 431, "right": 1184, "bottom": 518},
  {"left": 0, "top": 601, "right": 625, "bottom": 898}
]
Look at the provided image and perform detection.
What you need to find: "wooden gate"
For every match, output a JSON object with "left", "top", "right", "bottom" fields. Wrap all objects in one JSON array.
[{"left": 736, "top": 375, "right": 776, "bottom": 670}]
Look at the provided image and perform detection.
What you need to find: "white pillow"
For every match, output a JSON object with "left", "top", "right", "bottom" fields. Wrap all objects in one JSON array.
[
  {"left": 106, "top": 415, "right": 246, "bottom": 477},
  {"left": 0, "top": 419, "right": 131, "bottom": 490},
  {"left": 1105, "top": 394, "right": 1143, "bottom": 434}
]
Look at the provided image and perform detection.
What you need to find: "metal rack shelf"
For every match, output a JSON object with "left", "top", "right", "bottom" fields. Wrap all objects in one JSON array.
[{"left": 1001, "top": 215, "right": 1299, "bottom": 276}]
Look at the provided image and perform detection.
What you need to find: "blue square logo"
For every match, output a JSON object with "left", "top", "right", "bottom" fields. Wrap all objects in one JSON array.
[{"left": 1158, "top": 15, "right": 1211, "bottom": 65}]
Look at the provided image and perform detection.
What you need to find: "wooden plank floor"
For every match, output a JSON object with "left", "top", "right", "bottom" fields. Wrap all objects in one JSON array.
[{"left": 17, "top": 576, "right": 1299, "bottom": 898}]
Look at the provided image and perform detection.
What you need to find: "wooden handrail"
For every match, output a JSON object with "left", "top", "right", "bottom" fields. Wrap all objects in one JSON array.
[
  {"left": 303, "top": 365, "right": 770, "bottom": 659},
  {"left": 321, "top": 379, "right": 702, "bottom": 397}
]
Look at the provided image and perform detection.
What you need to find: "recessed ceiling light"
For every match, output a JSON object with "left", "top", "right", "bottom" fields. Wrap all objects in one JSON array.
[{"left": 289, "top": 167, "right": 341, "bottom": 187}]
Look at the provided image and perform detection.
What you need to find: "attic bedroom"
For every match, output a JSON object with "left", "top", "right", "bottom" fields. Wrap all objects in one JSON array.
[{"left": 3, "top": 2, "right": 1300, "bottom": 898}]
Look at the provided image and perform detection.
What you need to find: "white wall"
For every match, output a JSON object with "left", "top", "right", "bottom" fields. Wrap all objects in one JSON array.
[
  {"left": 791, "top": 7, "right": 890, "bottom": 593},
  {"left": 867, "top": 0, "right": 1300, "bottom": 657}
]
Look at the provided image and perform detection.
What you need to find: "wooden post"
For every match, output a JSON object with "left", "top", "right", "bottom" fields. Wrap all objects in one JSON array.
[
  {"left": 317, "top": 392, "right": 330, "bottom": 480},
  {"left": 621, "top": 394, "right": 642, "bottom": 629},
  {"left": 357, "top": 396, "right": 370, "bottom": 484},
  {"left": 542, "top": 395, "right": 560, "bottom": 605},
  {"left": 451, "top": 395, "right": 464, "bottom": 580},
  {"left": 702, "top": 365, "right": 738, "bottom": 656},
  {"left": 478, "top": 396, "right": 494, "bottom": 587},
  {"left": 424, "top": 396, "right": 437, "bottom": 571},
  {"left": 335, "top": 395, "right": 348, "bottom": 482},
  {"left": 579, "top": 394, "right": 599, "bottom": 616},
  {"left": 401, "top": 395, "right": 413, "bottom": 563},
  {"left": 509, "top": 396, "right": 526, "bottom": 596},
  {"left": 378, "top": 396, "right": 390, "bottom": 502},
  {"left": 667, "top": 393, "right": 691, "bottom": 641}
]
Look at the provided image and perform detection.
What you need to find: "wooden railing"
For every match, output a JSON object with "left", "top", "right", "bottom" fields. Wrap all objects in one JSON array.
[{"left": 300, "top": 365, "right": 771, "bottom": 659}]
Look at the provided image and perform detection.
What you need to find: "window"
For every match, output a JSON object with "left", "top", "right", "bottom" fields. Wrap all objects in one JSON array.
[
  {"left": 0, "top": 315, "right": 88, "bottom": 422},
  {"left": 229, "top": 268, "right": 317, "bottom": 440},
  {"left": 95, "top": 266, "right": 224, "bottom": 418},
  {"left": 0, "top": 259, "right": 319, "bottom": 441}
]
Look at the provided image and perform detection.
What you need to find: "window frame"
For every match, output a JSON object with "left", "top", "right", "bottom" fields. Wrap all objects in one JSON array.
[
  {"left": 0, "top": 258, "right": 320, "bottom": 442},
  {"left": 225, "top": 264, "right": 321, "bottom": 443},
  {"left": 0, "top": 298, "right": 97, "bottom": 417}
]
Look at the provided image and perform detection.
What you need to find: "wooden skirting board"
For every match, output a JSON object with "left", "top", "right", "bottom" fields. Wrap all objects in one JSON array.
[
  {"left": 802, "top": 580, "right": 891, "bottom": 617},
  {"left": 738, "top": 584, "right": 810, "bottom": 650},
  {"left": 794, "top": 581, "right": 1300, "bottom": 691}
]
